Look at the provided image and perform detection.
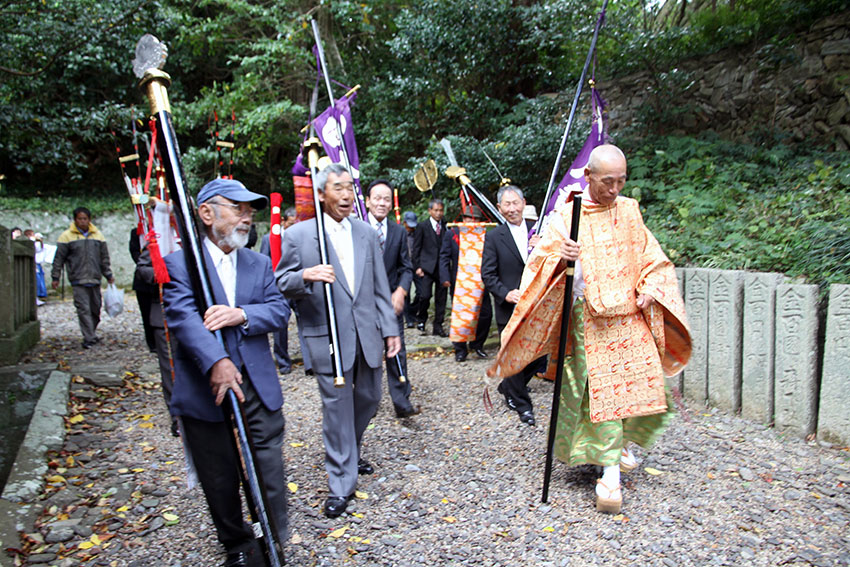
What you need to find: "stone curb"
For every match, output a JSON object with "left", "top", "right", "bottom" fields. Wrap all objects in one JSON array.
[{"left": 0, "top": 370, "right": 70, "bottom": 567}]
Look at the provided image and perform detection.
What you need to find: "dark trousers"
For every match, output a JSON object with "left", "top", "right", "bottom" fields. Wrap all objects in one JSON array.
[
  {"left": 135, "top": 289, "right": 157, "bottom": 352},
  {"left": 72, "top": 285, "right": 101, "bottom": 344},
  {"left": 414, "top": 271, "right": 447, "bottom": 330},
  {"left": 181, "top": 378, "right": 288, "bottom": 553},
  {"left": 496, "top": 320, "right": 542, "bottom": 414},
  {"left": 452, "top": 291, "right": 493, "bottom": 353},
  {"left": 385, "top": 314, "right": 413, "bottom": 413},
  {"left": 272, "top": 326, "right": 292, "bottom": 372}
]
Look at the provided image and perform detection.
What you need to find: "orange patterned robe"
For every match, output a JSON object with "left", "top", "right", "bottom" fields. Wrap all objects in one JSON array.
[{"left": 488, "top": 197, "right": 691, "bottom": 423}]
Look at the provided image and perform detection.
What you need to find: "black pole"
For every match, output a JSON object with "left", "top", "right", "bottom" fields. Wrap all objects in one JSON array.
[
  {"left": 534, "top": 0, "right": 608, "bottom": 237},
  {"left": 302, "top": 137, "right": 346, "bottom": 387},
  {"left": 541, "top": 196, "right": 583, "bottom": 503},
  {"left": 138, "top": 66, "right": 283, "bottom": 566}
]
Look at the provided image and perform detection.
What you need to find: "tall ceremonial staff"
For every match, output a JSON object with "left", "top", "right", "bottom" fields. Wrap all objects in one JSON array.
[
  {"left": 439, "top": 138, "right": 506, "bottom": 225},
  {"left": 302, "top": 136, "right": 347, "bottom": 388},
  {"left": 131, "top": 34, "right": 284, "bottom": 566},
  {"left": 541, "top": 196, "right": 582, "bottom": 503},
  {"left": 533, "top": 0, "right": 608, "bottom": 239}
]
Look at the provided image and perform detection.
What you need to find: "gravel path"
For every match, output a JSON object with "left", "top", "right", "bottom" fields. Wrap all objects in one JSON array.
[{"left": 11, "top": 296, "right": 850, "bottom": 566}]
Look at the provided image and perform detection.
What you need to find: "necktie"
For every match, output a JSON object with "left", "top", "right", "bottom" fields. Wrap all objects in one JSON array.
[
  {"left": 219, "top": 254, "right": 235, "bottom": 307},
  {"left": 376, "top": 222, "right": 385, "bottom": 251},
  {"left": 435, "top": 222, "right": 441, "bottom": 236}
]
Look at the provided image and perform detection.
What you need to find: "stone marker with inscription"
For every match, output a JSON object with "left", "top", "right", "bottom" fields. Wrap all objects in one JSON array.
[
  {"left": 741, "top": 273, "right": 784, "bottom": 424},
  {"left": 708, "top": 270, "right": 744, "bottom": 412},
  {"left": 817, "top": 284, "right": 850, "bottom": 445},
  {"left": 774, "top": 284, "right": 819, "bottom": 437},
  {"left": 682, "top": 268, "right": 709, "bottom": 405}
]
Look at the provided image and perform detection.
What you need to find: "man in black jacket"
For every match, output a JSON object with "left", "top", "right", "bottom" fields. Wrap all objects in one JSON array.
[
  {"left": 481, "top": 185, "right": 542, "bottom": 425},
  {"left": 411, "top": 198, "right": 448, "bottom": 336},
  {"left": 366, "top": 180, "right": 421, "bottom": 417}
]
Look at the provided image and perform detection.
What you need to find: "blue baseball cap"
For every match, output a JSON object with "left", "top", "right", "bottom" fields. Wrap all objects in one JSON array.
[
  {"left": 403, "top": 211, "right": 418, "bottom": 228},
  {"left": 196, "top": 178, "right": 268, "bottom": 211}
]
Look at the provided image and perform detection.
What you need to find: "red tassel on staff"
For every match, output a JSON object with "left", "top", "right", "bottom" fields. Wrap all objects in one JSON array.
[
  {"left": 269, "top": 192, "right": 282, "bottom": 269},
  {"left": 146, "top": 231, "right": 171, "bottom": 284}
]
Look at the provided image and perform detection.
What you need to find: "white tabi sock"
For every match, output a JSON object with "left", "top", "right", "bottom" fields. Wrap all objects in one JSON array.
[{"left": 596, "top": 464, "right": 621, "bottom": 497}]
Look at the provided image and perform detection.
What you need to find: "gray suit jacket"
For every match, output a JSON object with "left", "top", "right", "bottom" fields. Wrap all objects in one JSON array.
[{"left": 275, "top": 217, "right": 397, "bottom": 375}]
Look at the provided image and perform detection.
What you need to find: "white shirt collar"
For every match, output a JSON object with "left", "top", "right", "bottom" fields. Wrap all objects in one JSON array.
[
  {"left": 204, "top": 237, "right": 237, "bottom": 266},
  {"left": 429, "top": 216, "right": 439, "bottom": 231},
  {"left": 367, "top": 212, "right": 387, "bottom": 230}
]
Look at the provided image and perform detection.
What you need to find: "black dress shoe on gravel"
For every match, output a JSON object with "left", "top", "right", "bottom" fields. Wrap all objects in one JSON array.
[
  {"left": 474, "top": 348, "right": 489, "bottom": 359},
  {"left": 455, "top": 350, "right": 468, "bottom": 362},
  {"left": 406, "top": 321, "right": 416, "bottom": 329},
  {"left": 519, "top": 410, "right": 536, "bottom": 426},
  {"left": 396, "top": 405, "right": 421, "bottom": 418},
  {"left": 497, "top": 381, "right": 518, "bottom": 411},
  {"left": 223, "top": 551, "right": 249, "bottom": 567},
  {"left": 358, "top": 458, "right": 375, "bottom": 475},
  {"left": 416, "top": 322, "right": 425, "bottom": 332},
  {"left": 324, "top": 495, "right": 350, "bottom": 518},
  {"left": 433, "top": 327, "right": 448, "bottom": 337}
]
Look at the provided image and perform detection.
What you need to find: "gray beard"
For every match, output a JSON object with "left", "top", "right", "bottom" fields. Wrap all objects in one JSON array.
[{"left": 212, "top": 224, "right": 250, "bottom": 250}]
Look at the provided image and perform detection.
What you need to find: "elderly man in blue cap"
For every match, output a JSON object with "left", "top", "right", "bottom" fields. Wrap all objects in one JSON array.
[{"left": 162, "top": 178, "right": 290, "bottom": 567}]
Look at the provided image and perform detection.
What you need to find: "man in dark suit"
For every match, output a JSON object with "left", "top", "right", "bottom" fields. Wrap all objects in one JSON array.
[
  {"left": 481, "top": 185, "right": 542, "bottom": 426},
  {"left": 438, "top": 205, "right": 493, "bottom": 362},
  {"left": 366, "top": 180, "right": 421, "bottom": 417},
  {"left": 411, "top": 198, "right": 448, "bottom": 336},
  {"left": 276, "top": 164, "right": 400, "bottom": 519},
  {"left": 162, "top": 178, "right": 289, "bottom": 567}
]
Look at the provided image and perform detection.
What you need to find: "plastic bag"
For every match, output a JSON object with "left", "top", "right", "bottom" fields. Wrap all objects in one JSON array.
[{"left": 104, "top": 283, "right": 124, "bottom": 318}]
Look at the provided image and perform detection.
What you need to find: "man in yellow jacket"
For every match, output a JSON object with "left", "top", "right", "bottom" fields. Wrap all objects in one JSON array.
[{"left": 52, "top": 207, "right": 114, "bottom": 348}]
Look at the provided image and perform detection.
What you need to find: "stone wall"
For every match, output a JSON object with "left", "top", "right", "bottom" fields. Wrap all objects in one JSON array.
[
  {"left": 677, "top": 269, "right": 850, "bottom": 446},
  {"left": 601, "top": 11, "right": 850, "bottom": 149}
]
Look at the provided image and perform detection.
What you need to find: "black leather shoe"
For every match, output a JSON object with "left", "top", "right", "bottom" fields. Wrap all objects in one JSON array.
[
  {"left": 497, "top": 382, "right": 518, "bottom": 411},
  {"left": 455, "top": 350, "right": 468, "bottom": 362},
  {"left": 406, "top": 321, "right": 416, "bottom": 329},
  {"left": 324, "top": 495, "right": 350, "bottom": 518},
  {"left": 396, "top": 405, "right": 421, "bottom": 418},
  {"left": 358, "top": 458, "right": 374, "bottom": 475},
  {"left": 519, "top": 410, "right": 536, "bottom": 426},
  {"left": 433, "top": 327, "right": 448, "bottom": 337},
  {"left": 223, "top": 551, "right": 249, "bottom": 567},
  {"left": 474, "top": 348, "right": 489, "bottom": 359},
  {"left": 416, "top": 322, "right": 425, "bottom": 332}
]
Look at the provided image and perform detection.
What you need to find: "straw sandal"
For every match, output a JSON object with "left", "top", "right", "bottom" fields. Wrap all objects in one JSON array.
[
  {"left": 595, "top": 479, "right": 622, "bottom": 514},
  {"left": 620, "top": 446, "right": 639, "bottom": 473}
]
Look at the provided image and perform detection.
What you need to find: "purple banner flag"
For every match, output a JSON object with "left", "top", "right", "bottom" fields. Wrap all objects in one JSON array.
[
  {"left": 540, "top": 88, "right": 607, "bottom": 222},
  {"left": 312, "top": 93, "right": 367, "bottom": 220}
]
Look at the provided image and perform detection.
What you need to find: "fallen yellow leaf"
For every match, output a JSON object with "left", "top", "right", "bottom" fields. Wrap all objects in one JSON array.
[
  {"left": 354, "top": 491, "right": 368, "bottom": 500},
  {"left": 117, "top": 468, "right": 129, "bottom": 474},
  {"left": 289, "top": 442, "right": 304, "bottom": 448},
  {"left": 442, "top": 516, "right": 457, "bottom": 523},
  {"left": 543, "top": 526, "right": 554, "bottom": 532},
  {"left": 90, "top": 534, "right": 101, "bottom": 546},
  {"left": 69, "top": 415, "right": 84, "bottom": 424},
  {"left": 131, "top": 468, "right": 144, "bottom": 472},
  {"left": 78, "top": 541, "right": 94, "bottom": 550},
  {"left": 287, "top": 482, "right": 298, "bottom": 493},
  {"left": 139, "top": 422, "right": 154, "bottom": 429},
  {"left": 116, "top": 506, "right": 129, "bottom": 513},
  {"left": 350, "top": 512, "right": 364, "bottom": 518},
  {"left": 328, "top": 525, "right": 349, "bottom": 538},
  {"left": 644, "top": 467, "right": 663, "bottom": 476},
  {"left": 163, "top": 513, "right": 179, "bottom": 524},
  {"left": 140, "top": 414, "right": 153, "bottom": 421},
  {"left": 45, "top": 475, "right": 66, "bottom": 483}
]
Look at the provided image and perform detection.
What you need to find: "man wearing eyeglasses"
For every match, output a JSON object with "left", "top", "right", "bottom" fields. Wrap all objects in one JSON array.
[
  {"left": 489, "top": 145, "right": 691, "bottom": 515},
  {"left": 276, "top": 163, "right": 400, "bottom": 519},
  {"left": 162, "top": 178, "right": 290, "bottom": 567}
]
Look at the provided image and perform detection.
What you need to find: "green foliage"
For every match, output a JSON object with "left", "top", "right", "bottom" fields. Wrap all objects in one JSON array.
[{"left": 627, "top": 135, "right": 850, "bottom": 286}]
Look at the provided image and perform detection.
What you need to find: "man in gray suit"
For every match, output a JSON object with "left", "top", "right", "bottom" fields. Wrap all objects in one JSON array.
[{"left": 276, "top": 163, "right": 400, "bottom": 518}]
